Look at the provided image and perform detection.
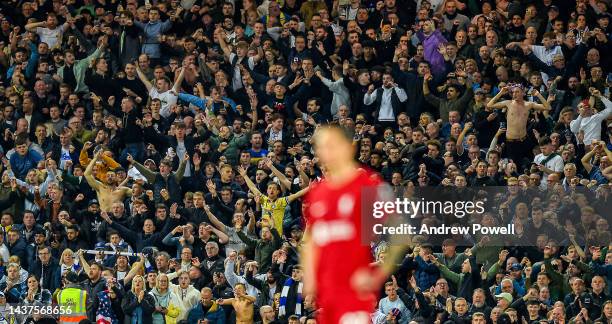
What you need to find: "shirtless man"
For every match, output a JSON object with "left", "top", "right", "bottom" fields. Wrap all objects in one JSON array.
[
  {"left": 84, "top": 150, "right": 132, "bottom": 211},
  {"left": 217, "top": 283, "right": 256, "bottom": 324},
  {"left": 486, "top": 84, "right": 550, "bottom": 171}
]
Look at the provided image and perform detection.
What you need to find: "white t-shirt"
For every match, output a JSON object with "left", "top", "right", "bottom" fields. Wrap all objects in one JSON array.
[
  {"left": 150, "top": 87, "right": 178, "bottom": 118},
  {"left": 35, "top": 25, "right": 66, "bottom": 49},
  {"left": 534, "top": 153, "right": 564, "bottom": 187}
]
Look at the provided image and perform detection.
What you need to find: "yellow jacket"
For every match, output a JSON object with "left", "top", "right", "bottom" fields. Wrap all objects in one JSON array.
[{"left": 79, "top": 150, "right": 121, "bottom": 181}]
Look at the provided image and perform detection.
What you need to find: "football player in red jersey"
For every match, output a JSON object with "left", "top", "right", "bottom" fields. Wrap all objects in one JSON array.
[{"left": 302, "top": 125, "right": 407, "bottom": 324}]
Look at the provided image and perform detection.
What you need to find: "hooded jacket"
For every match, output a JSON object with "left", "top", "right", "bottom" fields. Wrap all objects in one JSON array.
[
  {"left": 149, "top": 287, "right": 181, "bottom": 324},
  {"left": 166, "top": 281, "right": 200, "bottom": 323}
]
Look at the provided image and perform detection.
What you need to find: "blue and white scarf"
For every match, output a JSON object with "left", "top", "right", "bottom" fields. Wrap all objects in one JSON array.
[{"left": 278, "top": 278, "right": 303, "bottom": 317}]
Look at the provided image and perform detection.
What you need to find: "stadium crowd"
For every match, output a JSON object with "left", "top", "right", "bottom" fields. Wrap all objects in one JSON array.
[{"left": 0, "top": 0, "right": 609, "bottom": 322}]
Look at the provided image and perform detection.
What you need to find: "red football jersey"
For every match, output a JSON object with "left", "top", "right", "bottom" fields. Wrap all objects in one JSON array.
[{"left": 305, "top": 168, "right": 386, "bottom": 323}]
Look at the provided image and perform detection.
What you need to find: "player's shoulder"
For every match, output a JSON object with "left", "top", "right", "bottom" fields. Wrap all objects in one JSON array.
[{"left": 304, "top": 177, "right": 330, "bottom": 205}]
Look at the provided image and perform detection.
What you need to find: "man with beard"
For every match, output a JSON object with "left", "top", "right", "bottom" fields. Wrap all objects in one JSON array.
[
  {"left": 237, "top": 218, "right": 282, "bottom": 273},
  {"left": 442, "top": 0, "right": 470, "bottom": 32},
  {"left": 467, "top": 160, "right": 498, "bottom": 187},
  {"left": 560, "top": 77, "right": 584, "bottom": 111},
  {"left": 116, "top": 63, "right": 148, "bottom": 105},
  {"left": 84, "top": 150, "right": 132, "bottom": 212},
  {"left": 363, "top": 72, "right": 408, "bottom": 127},
  {"left": 69, "top": 198, "right": 101, "bottom": 246},
  {"left": 78, "top": 261, "right": 106, "bottom": 320},
  {"left": 6, "top": 228, "right": 27, "bottom": 266},
  {"left": 59, "top": 225, "right": 88, "bottom": 252},
  {"left": 423, "top": 71, "right": 474, "bottom": 123},
  {"left": 245, "top": 260, "right": 280, "bottom": 307},
  {"left": 469, "top": 289, "right": 492, "bottom": 317}
]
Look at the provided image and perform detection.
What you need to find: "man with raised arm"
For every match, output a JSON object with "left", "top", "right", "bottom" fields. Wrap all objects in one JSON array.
[
  {"left": 570, "top": 88, "right": 612, "bottom": 145},
  {"left": 217, "top": 283, "right": 256, "bottom": 324},
  {"left": 128, "top": 153, "right": 187, "bottom": 204},
  {"left": 236, "top": 165, "right": 309, "bottom": 236},
  {"left": 135, "top": 63, "right": 185, "bottom": 118},
  {"left": 486, "top": 84, "right": 551, "bottom": 171},
  {"left": 84, "top": 150, "right": 132, "bottom": 212}
]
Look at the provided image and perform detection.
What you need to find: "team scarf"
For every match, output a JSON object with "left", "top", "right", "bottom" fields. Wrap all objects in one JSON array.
[{"left": 278, "top": 278, "right": 303, "bottom": 317}]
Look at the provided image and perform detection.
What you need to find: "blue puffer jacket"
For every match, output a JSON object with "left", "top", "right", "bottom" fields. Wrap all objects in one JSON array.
[{"left": 187, "top": 301, "right": 226, "bottom": 324}]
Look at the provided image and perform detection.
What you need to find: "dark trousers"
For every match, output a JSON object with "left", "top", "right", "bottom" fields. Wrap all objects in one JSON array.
[{"left": 505, "top": 137, "right": 534, "bottom": 172}]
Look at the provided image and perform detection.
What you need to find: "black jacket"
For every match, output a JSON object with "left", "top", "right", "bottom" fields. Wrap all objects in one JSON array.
[
  {"left": 7, "top": 237, "right": 28, "bottom": 267},
  {"left": 82, "top": 277, "right": 106, "bottom": 320},
  {"left": 28, "top": 258, "right": 60, "bottom": 292},
  {"left": 96, "top": 214, "right": 132, "bottom": 243},
  {"left": 121, "top": 291, "right": 156, "bottom": 324},
  {"left": 109, "top": 217, "right": 176, "bottom": 252},
  {"left": 271, "top": 262, "right": 303, "bottom": 319}
]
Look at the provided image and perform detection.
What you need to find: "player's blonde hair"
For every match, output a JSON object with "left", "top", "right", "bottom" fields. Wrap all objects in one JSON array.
[{"left": 312, "top": 124, "right": 354, "bottom": 145}]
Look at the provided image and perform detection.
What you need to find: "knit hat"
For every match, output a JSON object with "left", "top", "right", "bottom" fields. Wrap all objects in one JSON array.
[{"left": 65, "top": 271, "right": 79, "bottom": 283}]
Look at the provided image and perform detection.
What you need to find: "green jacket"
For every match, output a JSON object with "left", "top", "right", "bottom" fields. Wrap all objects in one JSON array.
[
  {"left": 434, "top": 252, "right": 468, "bottom": 273},
  {"left": 471, "top": 237, "right": 504, "bottom": 268},
  {"left": 57, "top": 46, "right": 103, "bottom": 94},
  {"left": 237, "top": 227, "right": 281, "bottom": 273},
  {"left": 209, "top": 133, "right": 250, "bottom": 165},
  {"left": 438, "top": 263, "right": 464, "bottom": 287},
  {"left": 543, "top": 257, "right": 565, "bottom": 302}
]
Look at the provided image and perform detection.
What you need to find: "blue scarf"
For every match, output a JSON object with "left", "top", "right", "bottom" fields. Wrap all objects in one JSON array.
[{"left": 278, "top": 277, "right": 303, "bottom": 317}]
